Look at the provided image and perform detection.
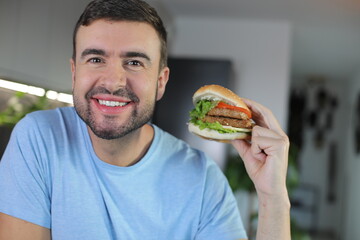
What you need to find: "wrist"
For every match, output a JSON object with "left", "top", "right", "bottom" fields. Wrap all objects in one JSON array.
[
  {"left": 257, "top": 189, "right": 291, "bottom": 212},
  {"left": 255, "top": 190, "right": 291, "bottom": 240}
]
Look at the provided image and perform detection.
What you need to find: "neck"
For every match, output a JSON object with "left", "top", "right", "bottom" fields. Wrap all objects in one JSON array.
[{"left": 88, "top": 124, "right": 154, "bottom": 167}]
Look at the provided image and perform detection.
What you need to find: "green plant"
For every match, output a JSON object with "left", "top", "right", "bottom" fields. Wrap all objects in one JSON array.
[
  {"left": 0, "top": 91, "right": 51, "bottom": 127},
  {"left": 225, "top": 153, "right": 256, "bottom": 193}
]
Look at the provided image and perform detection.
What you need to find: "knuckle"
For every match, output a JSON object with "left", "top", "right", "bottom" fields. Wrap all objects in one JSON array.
[
  {"left": 279, "top": 135, "right": 290, "bottom": 151},
  {"left": 282, "top": 135, "right": 290, "bottom": 145}
]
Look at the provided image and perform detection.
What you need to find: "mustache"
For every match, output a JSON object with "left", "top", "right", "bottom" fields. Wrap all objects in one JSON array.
[{"left": 86, "top": 86, "right": 139, "bottom": 102}]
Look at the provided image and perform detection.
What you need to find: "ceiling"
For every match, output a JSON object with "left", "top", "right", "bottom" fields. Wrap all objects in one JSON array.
[{"left": 153, "top": 0, "right": 360, "bottom": 83}]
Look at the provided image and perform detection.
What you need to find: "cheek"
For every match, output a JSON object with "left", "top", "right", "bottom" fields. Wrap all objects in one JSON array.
[
  {"left": 73, "top": 70, "right": 96, "bottom": 92},
  {"left": 129, "top": 74, "right": 158, "bottom": 96}
]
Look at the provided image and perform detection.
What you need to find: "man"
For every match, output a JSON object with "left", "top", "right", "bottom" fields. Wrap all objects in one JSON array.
[{"left": 0, "top": 0, "right": 290, "bottom": 239}]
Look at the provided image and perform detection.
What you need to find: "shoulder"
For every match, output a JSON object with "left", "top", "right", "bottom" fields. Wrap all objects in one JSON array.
[
  {"left": 153, "top": 126, "right": 231, "bottom": 188},
  {"left": 15, "top": 107, "right": 77, "bottom": 132},
  {"left": 152, "top": 124, "right": 218, "bottom": 172},
  {"left": 11, "top": 107, "right": 80, "bottom": 147},
  {"left": 23, "top": 107, "right": 76, "bottom": 125},
  {"left": 153, "top": 124, "right": 207, "bottom": 158}
]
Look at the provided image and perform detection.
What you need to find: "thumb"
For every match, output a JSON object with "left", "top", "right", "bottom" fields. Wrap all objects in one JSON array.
[
  {"left": 231, "top": 139, "right": 250, "bottom": 160},
  {"left": 231, "top": 139, "right": 266, "bottom": 179},
  {"left": 232, "top": 138, "right": 266, "bottom": 162}
]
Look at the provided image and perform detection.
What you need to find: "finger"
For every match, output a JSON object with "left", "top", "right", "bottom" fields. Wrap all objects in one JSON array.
[
  {"left": 251, "top": 136, "right": 277, "bottom": 157},
  {"left": 239, "top": 127, "right": 281, "bottom": 162},
  {"left": 231, "top": 139, "right": 251, "bottom": 159},
  {"left": 251, "top": 135, "right": 290, "bottom": 164},
  {"left": 232, "top": 126, "right": 284, "bottom": 160},
  {"left": 242, "top": 98, "right": 285, "bottom": 136},
  {"left": 251, "top": 140, "right": 267, "bottom": 162},
  {"left": 252, "top": 125, "right": 283, "bottom": 140},
  {"left": 231, "top": 139, "right": 265, "bottom": 177}
]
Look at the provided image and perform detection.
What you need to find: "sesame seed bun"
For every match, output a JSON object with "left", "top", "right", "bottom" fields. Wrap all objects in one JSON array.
[{"left": 192, "top": 85, "right": 249, "bottom": 111}]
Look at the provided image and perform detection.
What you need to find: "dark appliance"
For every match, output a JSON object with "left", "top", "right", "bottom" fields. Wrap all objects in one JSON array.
[{"left": 153, "top": 57, "right": 233, "bottom": 168}]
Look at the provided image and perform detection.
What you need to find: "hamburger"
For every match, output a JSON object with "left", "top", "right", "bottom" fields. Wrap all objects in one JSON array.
[{"left": 188, "top": 85, "right": 254, "bottom": 142}]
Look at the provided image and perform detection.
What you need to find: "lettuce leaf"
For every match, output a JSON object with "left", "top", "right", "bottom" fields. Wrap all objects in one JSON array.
[
  {"left": 189, "top": 100, "right": 240, "bottom": 134},
  {"left": 189, "top": 100, "right": 218, "bottom": 121}
]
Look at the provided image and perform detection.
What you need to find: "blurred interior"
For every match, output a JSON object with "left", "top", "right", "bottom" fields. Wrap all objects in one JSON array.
[{"left": 1, "top": 0, "right": 360, "bottom": 239}]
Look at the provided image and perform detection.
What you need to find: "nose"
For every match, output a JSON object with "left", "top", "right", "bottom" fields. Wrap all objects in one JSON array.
[{"left": 100, "top": 62, "right": 127, "bottom": 93}]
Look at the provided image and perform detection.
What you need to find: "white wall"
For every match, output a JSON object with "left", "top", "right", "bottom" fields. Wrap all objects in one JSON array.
[
  {"left": 290, "top": 79, "right": 348, "bottom": 237},
  {"left": 0, "top": 0, "right": 89, "bottom": 92},
  {"left": 344, "top": 72, "right": 360, "bottom": 240},
  {"left": 169, "top": 17, "right": 292, "bottom": 130}
]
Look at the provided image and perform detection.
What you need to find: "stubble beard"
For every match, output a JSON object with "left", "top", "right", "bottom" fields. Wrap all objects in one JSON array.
[{"left": 73, "top": 86, "right": 156, "bottom": 140}]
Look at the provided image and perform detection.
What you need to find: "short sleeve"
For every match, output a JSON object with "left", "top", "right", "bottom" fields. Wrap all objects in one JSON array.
[
  {"left": 195, "top": 158, "right": 248, "bottom": 240},
  {"left": 0, "top": 115, "right": 51, "bottom": 228}
]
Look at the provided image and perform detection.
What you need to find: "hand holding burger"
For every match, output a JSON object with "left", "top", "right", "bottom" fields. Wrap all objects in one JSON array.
[
  {"left": 230, "top": 97, "right": 291, "bottom": 240},
  {"left": 188, "top": 84, "right": 254, "bottom": 142},
  {"left": 189, "top": 85, "right": 291, "bottom": 240}
]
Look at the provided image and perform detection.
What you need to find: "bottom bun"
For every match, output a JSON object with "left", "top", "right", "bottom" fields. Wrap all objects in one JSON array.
[{"left": 188, "top": 123, "right": 251, "bottom": 143}]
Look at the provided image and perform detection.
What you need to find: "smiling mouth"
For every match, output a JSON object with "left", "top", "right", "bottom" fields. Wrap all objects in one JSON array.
[{"left": 98, "top": 99, "right": 130, "bottom": 107}]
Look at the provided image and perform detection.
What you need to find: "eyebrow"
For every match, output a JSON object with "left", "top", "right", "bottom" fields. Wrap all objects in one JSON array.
[
  {"left": 80, "top": 48, "right": 107, "bottom": 59},
  {"left": 122, "top": 51, "right": 151, "bottom": 63},
  {"left": 80, "top": 48, "right": 152, "bottom": 63}
]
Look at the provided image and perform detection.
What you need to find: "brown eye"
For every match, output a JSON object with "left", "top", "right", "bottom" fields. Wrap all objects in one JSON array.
[
  {"left": 89, "top": 58, "right": 103, "bottom": 63},
  {"left": 127, "top": 60, "right": 142, "bottom": 66}
]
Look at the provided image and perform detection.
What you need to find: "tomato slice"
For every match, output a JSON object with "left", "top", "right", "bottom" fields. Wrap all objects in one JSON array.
[{"left": 216, "top": 102, "right": 252, "bottom": 118}]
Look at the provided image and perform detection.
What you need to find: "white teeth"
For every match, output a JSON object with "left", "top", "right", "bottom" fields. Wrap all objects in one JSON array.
[{"left": 98, "top": 99, "right": 128, "bottom": 107}]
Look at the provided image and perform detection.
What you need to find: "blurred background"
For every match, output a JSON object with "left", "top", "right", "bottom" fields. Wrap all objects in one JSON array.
[{"left": 1, "top": 0, "right": 360, "bottom": 239}]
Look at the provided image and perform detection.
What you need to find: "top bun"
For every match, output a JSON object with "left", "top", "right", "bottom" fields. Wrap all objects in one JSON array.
[{"left": 192, "top": 85, "right": 249, "bottom": 111}]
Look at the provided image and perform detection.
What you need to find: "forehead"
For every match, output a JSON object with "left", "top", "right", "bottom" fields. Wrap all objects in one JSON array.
[{"left": 75, "top": 19, "right": 161, "bottom": 56}]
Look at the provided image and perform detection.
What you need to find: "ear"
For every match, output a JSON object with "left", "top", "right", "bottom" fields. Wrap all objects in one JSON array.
[
  {"left": 70, "top": 58, "right": 76, "bottom": 90},
  {"left": 156, "top": 66, "right": 170, "bottom": 101}
]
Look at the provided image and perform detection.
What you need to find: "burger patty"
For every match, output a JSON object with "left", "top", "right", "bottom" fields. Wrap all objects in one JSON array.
[
  {"left": 207, "top": 108, "right": 249, "bottom": 120},
  {"left": 202, "top": 115, "right": 253, "bottom": 129}
]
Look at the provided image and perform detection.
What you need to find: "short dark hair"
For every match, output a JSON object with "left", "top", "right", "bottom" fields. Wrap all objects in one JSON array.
[{"left": 72, "top": 0, "right": 168, "bottom": 68}]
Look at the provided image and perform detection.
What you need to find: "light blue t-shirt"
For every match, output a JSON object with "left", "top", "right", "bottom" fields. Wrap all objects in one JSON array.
[{"left": 0, "top": 107, "right": 247, "bottom": 240}]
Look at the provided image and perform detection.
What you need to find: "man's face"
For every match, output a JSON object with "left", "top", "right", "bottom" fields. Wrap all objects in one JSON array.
[{"left": 71, "top": 20, "right": 169, "bottom": 139}]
